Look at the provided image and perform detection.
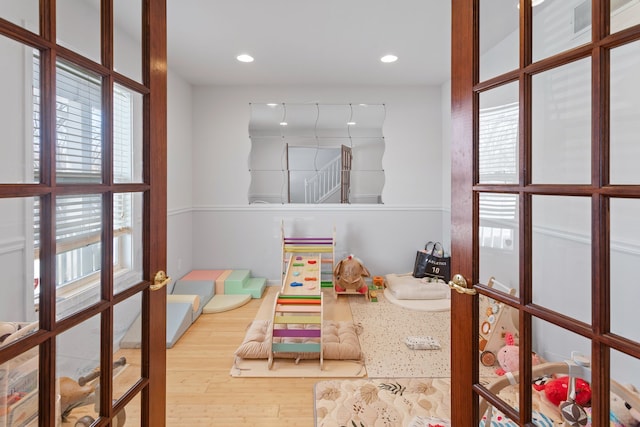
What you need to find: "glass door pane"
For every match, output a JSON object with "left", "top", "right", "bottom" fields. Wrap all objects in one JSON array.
[
  {"left": 0, "top": 35, "right": 38, "bottom": 184},
  {"left": 0, "top": 1, "right": 39, "bottom": 32},
  {"left": 610, "top": 40, "right": 640, "bottom": 185},
  {"left": 533, "top": 0, "right": 591, "bottom": 63},
  {"left": 113, "top": 86, "right": 143, "bottom": 184},
  {"left": 611, "top": 0, "right": 640, "bottom": 34},
  {"left": 113, "top": 296, "right": 142, "bottom": 402},
  {"left": 531, "top": 58, "right": 591, "bottom": 184},
  {"left": 610, "top": 198, "right": 640, "bottom": 344},
  {"left": 55, "top": 61, "right": 103, "bottom": 184},
  {"left": 114, "top": 0, "right": 143, "bottom": 83},
  {"left": 531, "top": 195, "right": 591, "bottom": 323},
  {"left": 55, "top": 194, "right": 103, "bottom": 321},
  {"left": 479, "top": 83, "right": 519, "bottom": 185},
  {"left": 0, "top": 197, "right": 39, "bottom": 331},
  {"left": 479, "top": 0, "right": 519, "bottom": 81},
  {"left": 114, "top": 193, "right": 143, "bottom": 294},
  {"left": 56, "top": 0, "right": 101, "bottom": 64},
  {"left": 57, "top": 315, "right": 101, "bottom": 424},
  {"left": 0, "top": 344, "right": 41, "bottom": 426}
]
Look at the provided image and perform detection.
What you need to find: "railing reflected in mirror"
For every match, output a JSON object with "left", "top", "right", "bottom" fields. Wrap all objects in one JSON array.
[{"left": 248, "top": 103, "right": 385, "bottom": 204}]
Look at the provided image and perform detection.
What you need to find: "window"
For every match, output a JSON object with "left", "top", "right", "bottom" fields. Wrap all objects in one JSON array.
[
  {"left": 32, "top": 54, "right": 135, "bottom": 297},
  {"left": 478, "top": 102, "right": 518, "bottom": 184},
  {"left": 478, "top": 103, "right": 519, "bottom": 250}
]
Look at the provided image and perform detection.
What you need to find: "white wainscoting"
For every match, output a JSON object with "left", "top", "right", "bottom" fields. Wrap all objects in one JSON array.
[{"left": 187, "top": 205, "right": 446, "bottom": 284}]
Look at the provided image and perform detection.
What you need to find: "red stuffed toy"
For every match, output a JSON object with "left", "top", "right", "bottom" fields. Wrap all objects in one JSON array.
[{"left": 542, "top": 375, "right": 592, "bottom": 407}]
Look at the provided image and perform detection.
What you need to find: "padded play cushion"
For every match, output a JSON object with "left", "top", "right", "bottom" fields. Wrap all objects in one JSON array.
[
  {"left": 385, "top": 273, "right": 450, "bottom": 300},
  {"left": 167, "top": 294, "right": 200, "bottom": 313},
  {"left": 234, "top": 319, "right": 362, "bottom": 360},
  {"left": 119, "top": 301, "right": 192, "bottom": 349},
  {"left": 203, "top": 294, "right": 251, "bottom": 314},
  {"left": 172, "top": 279, "right": 215, "bottom": 321}
]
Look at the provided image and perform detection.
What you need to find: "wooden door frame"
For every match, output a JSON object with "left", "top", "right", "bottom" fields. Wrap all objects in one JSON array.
[
  {"left": 144, "top": 0, "right": 168, "bottom": 425},
  {"left": 450, "top": 0, "right": 478, "bottom": 424}
]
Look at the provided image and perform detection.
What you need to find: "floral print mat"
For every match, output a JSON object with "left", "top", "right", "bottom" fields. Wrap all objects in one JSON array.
[{"left": 314, "top": 377, "right": 452, "bottom": 427}]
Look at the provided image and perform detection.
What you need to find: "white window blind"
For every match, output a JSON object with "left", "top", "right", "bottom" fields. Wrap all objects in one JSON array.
[
  {"left": 55, "top": 59, "right": 102, "bottom": 182},
  {"left": 478, "top": 103, "right": 519, "bottom": 250},
  {"left": 479, "top": 102, "right": 518, "bottom": 184},
  {"left": 33, "top": 54, "right": 134, "bottom": 289},
  {"left": 479, "top": 193, "right": 518, "bottom": 220}
]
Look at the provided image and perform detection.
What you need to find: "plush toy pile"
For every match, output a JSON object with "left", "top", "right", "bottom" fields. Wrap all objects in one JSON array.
[{"left": 487, "top": 334, "right": 640, "bottom": 426}]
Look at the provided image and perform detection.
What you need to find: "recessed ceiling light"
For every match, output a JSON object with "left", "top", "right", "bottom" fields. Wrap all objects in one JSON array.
[
  {"left": 237, "top": 54, "right": 254, "bottom": 63},
  {"left": 380, "top": 54, "right": 398, "bottom": 63},
  {"left": 266, "top": 103, "right": 278, "bottom": 107}
]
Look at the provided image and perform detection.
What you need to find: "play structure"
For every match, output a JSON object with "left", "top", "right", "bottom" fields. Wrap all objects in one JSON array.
[
  {"left": 280, "top": 221, "right": 336, "bottom": 292},
  {"left": 478, "top": 276, "right": 519, "bottom": 367},
  {"left": 268, "top": 223, "right": 335, "bottom": 369}
]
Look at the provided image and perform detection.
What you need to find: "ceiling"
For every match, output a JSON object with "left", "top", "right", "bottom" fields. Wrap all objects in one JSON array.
[{"left": 166, "top": 1, "right": 452, "bottom": 87}]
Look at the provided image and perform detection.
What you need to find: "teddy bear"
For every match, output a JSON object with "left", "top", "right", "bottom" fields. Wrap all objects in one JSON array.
[{"left": 333, "top": 255, "right": 370, "bottom": 294}]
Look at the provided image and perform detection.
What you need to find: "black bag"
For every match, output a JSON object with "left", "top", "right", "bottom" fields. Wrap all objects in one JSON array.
[{"left": 412, "top": 241, "right": 451, "bottom": 282}]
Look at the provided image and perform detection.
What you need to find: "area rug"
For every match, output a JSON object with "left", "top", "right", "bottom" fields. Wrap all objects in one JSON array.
[
  {"left": 348, "top": 292, "right": 452, "bottom": 378},
  {"left": 314, "top": 377, "right": 452, "bottom": 427},
  {"left": 229, "top": 286, "right": 367, "bottom": 377}
]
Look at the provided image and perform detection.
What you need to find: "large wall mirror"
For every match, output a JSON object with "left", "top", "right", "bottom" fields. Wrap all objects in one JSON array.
[{"left": 248, "top": 103, "right": 385, "bottom": 204}]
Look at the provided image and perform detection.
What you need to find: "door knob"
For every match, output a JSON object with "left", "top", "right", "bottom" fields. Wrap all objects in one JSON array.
[
  {"left": 150, "top": 270, "right": 171, "bottom": 291},
  {"left": 448, "top": 273, "right": 477, "bottom": 295}
]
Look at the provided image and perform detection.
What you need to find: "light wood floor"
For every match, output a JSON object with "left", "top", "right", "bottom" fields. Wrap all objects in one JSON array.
[
  {"left": 163, "top": 295, "right": 319, "bottom": 426},
  {"left": 60, "top": 294, "right": 323, "bottom": 426}
]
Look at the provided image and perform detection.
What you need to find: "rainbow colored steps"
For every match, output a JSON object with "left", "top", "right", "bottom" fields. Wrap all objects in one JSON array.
[
  {"left": 181, "top": 269, "right": 267, "bottom": 299},
  {"left": 268, "top": 292, "right": 324, "bottom": 369}
]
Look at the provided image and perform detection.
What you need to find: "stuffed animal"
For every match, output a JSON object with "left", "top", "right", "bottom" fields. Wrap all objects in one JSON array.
[
  {"left": 583, "top": 384, "right": 640, "bottom": 426},
  {"left": 333, "top": 255, "right": 370, "bottom": 294},
  {"left": 602, "top": 383, "right": 640, "bottom": 427},
  {"left": 541, "top": 375, "right": 592, "bottom": 407},
  {"left": 495, "top": 332, "right": 541, "bottom": 375}
]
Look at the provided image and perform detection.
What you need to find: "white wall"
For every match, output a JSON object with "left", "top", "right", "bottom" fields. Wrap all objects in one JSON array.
[
  {"left": 440, "top": 80, "right": 452, "bottom": 250},
  {"left": 188, "top": 84, "right": 447, "bottom": 281},
  {"left": 192, "top": 205, "right": 443, "bottom": 282},
  {"left": 166, "top": 70, "right": 195, "bottom": 288}
]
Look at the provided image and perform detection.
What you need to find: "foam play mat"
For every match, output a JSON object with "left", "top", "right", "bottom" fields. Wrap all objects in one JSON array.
[{"left": 203, "top": 294, "right": 251, "bottom": 314}]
